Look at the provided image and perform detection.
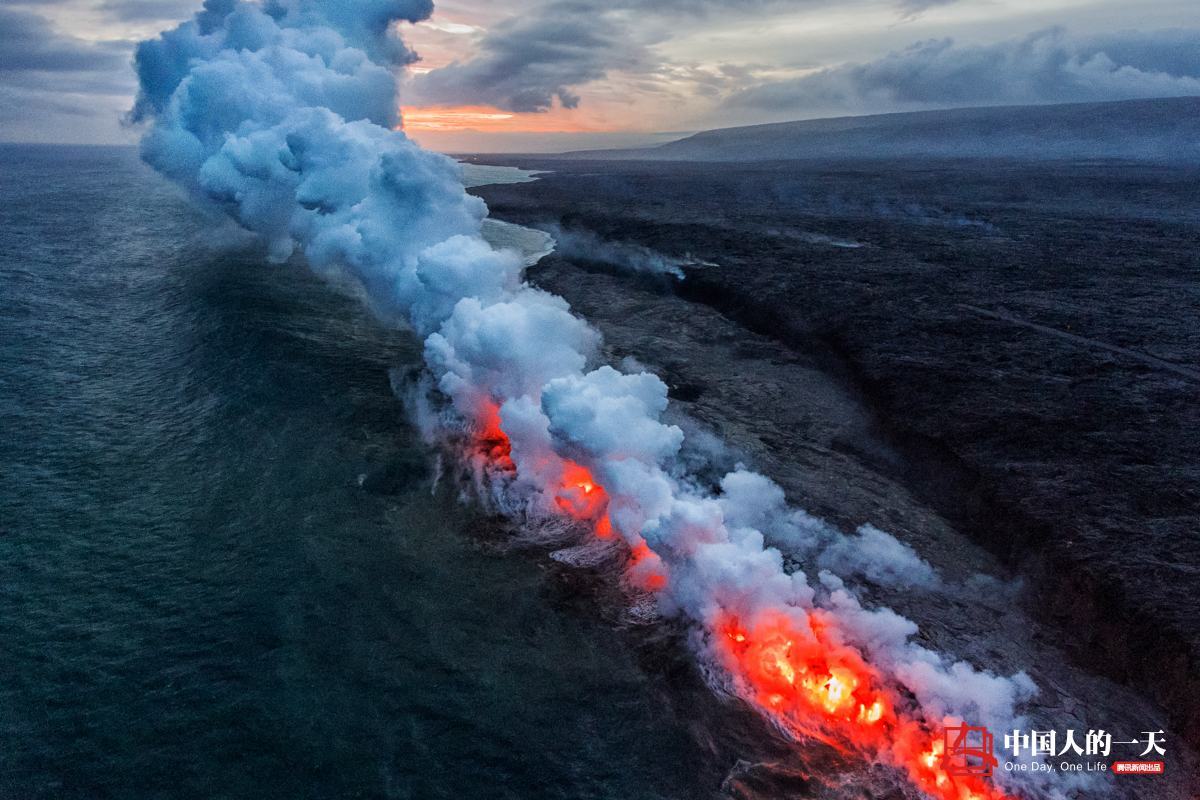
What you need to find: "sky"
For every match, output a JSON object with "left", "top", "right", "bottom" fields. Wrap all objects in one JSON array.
[{"left": 2, "top": 0, "right": 1199, "bottom": 151}]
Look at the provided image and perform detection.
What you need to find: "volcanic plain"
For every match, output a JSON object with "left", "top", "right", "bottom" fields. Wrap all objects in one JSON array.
[{"left": 466, "top": 155, "right": 1200, "bottom": 798}]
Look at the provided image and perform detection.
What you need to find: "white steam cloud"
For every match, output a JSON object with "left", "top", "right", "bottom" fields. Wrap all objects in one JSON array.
[{"left": 130, "top": 2, "right": 1087, "bottom": 796}]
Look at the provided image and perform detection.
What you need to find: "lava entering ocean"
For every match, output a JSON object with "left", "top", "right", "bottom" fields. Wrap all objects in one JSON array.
[
  {"left": 129, "top": 2, "right": 1054, "bottom": 798},
  {"left": 467, "top": 412, "right": 1019, "bottom": 800}
]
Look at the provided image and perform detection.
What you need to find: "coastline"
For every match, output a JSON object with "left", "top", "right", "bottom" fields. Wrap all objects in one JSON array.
[{"left": 465, "top": 155, "right": 1200, "bottom": 797}]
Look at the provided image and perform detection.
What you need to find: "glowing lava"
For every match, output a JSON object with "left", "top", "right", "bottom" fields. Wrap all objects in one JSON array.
[
  {"left": 718, "top": 612, "right": 894, "bottom": 744},
  {"left": 554, "top": 460, "right": 608, "bottom": 520},
  {"left": 717, "top": 612, "right": 1020, "bottom": 800},
  {"left": 628, "top": 541, "right": 668, "bottom": 591},
  {"left": 131, "top": 0, "right": 1028, "bottom": 795},
  {"left": 471, "top": 406, "right": 1016, "bottom": 800},
  {"left": 475, "top": 401, "right": 515, "bottom": 471}
]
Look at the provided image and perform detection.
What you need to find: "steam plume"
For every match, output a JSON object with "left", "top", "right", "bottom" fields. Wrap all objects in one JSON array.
[{"left": 130, "top": 3, "right": 1094, "bottom": 797}]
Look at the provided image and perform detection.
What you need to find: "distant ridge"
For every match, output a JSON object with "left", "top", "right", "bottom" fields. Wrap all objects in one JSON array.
[{"left": 558, "top": 97, "right": 1200, "bottom": 162}]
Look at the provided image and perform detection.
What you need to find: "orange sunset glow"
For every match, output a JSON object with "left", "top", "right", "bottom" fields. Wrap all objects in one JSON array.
[{"left": 400, "top": 106, "right": 612, "bottom": 133}]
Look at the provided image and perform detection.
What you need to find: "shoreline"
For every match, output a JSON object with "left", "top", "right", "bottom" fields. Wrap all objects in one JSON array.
[{"left": 466, "top": 155, "right": 1200, "bottom": 796}]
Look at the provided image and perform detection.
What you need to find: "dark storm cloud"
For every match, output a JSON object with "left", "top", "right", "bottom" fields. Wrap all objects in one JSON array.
[
  {"left": 408, "top": 1, "right": 658, "bottom": 111},
  {"left": 722, "top": 27, "right": 1200, "bottom": 116},
  {"left": 0, "top": 8, "right": 131, "bottom": 73},
  {"left": 407, "top": 0, "right": 949, "bottom": 113},
  {"left": 0, "top": 6, "right": 136, "bottom": 138},
  {"left": 98, "top": 0, "right": 204, "bottom": 21}
]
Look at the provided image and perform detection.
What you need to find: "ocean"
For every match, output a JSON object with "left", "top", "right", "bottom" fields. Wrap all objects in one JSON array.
[{"left": 0, "top": 145, "right": 714, "bottom": 800}]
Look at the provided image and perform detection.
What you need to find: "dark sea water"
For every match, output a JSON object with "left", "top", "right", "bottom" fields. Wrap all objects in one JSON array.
[{"left": 0, "top": 146, "right": 713, "bottom": 800}]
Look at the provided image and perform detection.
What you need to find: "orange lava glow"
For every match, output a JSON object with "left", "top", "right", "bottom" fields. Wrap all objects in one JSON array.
[
  {"left": 467, "top": 404, "right": 1017, "bottom": 800},
  {"left": 902, "top": 728, "right": 1012, "bottom": 800},
  {"left": 628, "top": 541, "right": 668, "bottom": 591},
  {"left": 475, "top": 401, "right": 514, "bottom": 471},
  {"left": 718, "top": 612, "right": 1020, "bottom": 800},
  {"left": 719, "top": 612, "right": 894, "bottom": 743},
  {"left": 553, "top": 460, "right": 610, "bottom": 521}
]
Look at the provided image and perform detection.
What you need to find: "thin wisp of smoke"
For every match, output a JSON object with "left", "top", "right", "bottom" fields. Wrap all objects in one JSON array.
[
  {"left": 537, "top": 222, "right": 714, "bottom": 279},
  {"left": 130, "top": 3, "right": 1095, "bottom": 797}
]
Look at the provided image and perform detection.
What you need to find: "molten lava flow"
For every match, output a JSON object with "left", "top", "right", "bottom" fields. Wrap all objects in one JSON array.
[
  {"left": 554, "top": 460, "right": 609, "bottom": 520},
  {"left": 475, "top": 401, "right": 515, "bottom": 471},
  {"left": 594, "top": 514, "right": 613, "bottom": 538},
  {"left": 128, "top": 0, "right": 1033, "bottom": 795},
  {"left": 718, "top": 612, "right": 894, "bottom": 747},
  {"left": 467, "top": 409, "right": 672, "bottom": 593},
  {"left": 472, "top": 404, "right": 614, "bottom": 535},
  {"left": 895, "top": 727, "right": 1017, "bottom": 800},
  {"left": 468, "top": 403, "right": 1014, "bottom": 800},
  {"left": 718, "top": 612, "right": 1021, "bottom": 800},
  {"left": 628, "top": 541, "right": 668, "bottom": 591}
]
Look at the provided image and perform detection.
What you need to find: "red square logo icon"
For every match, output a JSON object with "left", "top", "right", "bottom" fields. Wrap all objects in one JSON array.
[{"left": 943, "top": 724, "right": 999, "bottom": 777}]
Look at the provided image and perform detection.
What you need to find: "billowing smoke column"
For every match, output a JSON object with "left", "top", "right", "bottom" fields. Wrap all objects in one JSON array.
[{"left": 131, "top": 4, "right": 1076, "bottom": 798}]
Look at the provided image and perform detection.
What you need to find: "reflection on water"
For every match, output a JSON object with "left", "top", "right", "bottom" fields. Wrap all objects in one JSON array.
[
  {"left": 459, "top": 162, "right": 551, "bottom": 189},
  {"left": 481, "top": 218, "right": 557, "bottom": 267}
]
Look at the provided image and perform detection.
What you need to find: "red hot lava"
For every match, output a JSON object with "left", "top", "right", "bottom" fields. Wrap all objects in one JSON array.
[
  {"left": 475, "top": 401, "right": 515, "bottom": 471},
  {"left": 470, "top": 405, "right": 1019, "bottom": 800},
  {"left": 554, "top": 460, "right": 608, "bottom": 520},
  {"left": 715, "top": 612, "right": 1020, "bottom": 800}
]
